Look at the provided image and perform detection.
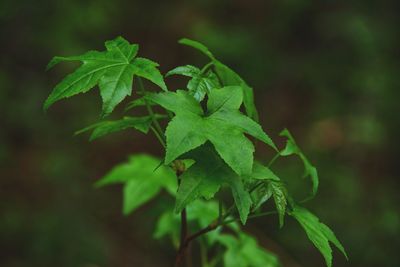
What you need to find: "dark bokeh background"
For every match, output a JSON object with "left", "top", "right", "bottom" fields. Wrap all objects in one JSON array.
[{"left": 1, "top": 0, "right": 399, "bottom": 266}]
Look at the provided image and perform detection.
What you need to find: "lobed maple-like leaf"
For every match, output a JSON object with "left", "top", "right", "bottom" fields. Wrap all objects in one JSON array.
[
  {"left": 250, "top": 162, "right": 288, "bottom": 227},
  {"left": 96, "top": 154, "right": 176, "bottom": 215},
  {"left": 44, "top": 36, "right": 167, "bottom": 116},
  {"left": 147, "top": 86, "right": 276, "bottom": 176}
]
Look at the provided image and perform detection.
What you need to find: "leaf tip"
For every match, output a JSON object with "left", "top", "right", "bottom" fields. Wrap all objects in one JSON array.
[
  {"left": 122, "top": 206, "right": 132, "bottom": 216},
  {"left": 46, "top": 56, "right": 61, "bottom": 71},
  {"left": 93, "top": 179, "right": 105, "bottom": 188},
  {"left": 43, "top": 98, "right": 53, "bottom": 112}
]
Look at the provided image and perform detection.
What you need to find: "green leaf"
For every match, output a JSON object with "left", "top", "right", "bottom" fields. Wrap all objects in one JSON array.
[
  {"left": 218, "top": 233, "right": 280, "bottom": 267},
  {"left": 148, "top": 89, "right": 203, "bottom": 116},
  {"left": 98, "top": 63, "right": 136, "bottom": 116},
  {"left": 186, "top": 199, "right": 219, "bottom": 227},
  {"left": 165, "top": 113, "right": 207, "bottom": 164},
  {"left": 280, "top": 129, "right": 319, "bottom": 199},
  {"left": 147, "top": 86, "right": 276, "bottom": 176},
  {"left": 206, "top": 84, "right": 242, "bottom": 112},
  {"left": 45, "top": 36, "right": 166, "bottom": 116},
  {"left": 174, "top": 146, "right": 224, "bottom": 211},
  {"left": 269, "top": 181, "right": 287, "bottom": 228},
  {"left": 178, "top": 38, "right": 259, "bottom": 121},
  {"left": 174, "top": 149, "right": 223, "bottom": 213},
  {"left": 228, "top": 173, "right": 252, "bottom": 224},
  {"left": 75, "top": 115, "right": 165, "bottom": 141},
  {"left": 123, "top": 177, "right": 160, "bottom": 215},
  {"left": 251, "top": 162, "right": 280, "bottom": 181},
  {"left": 166, "top": 65, "right": 200, "bottom": 77},
  {"left": 290, "top": 206, "right": 348, "bottom": 267},
  {"left": 167, "top": 64, "right": 221, "bottom": 101},
  {"left": 251, "top": 183, "right": 273, "bottom": 211},
  {"left": 213, "top": 61, "right": 259, "bottom": 122},
  {"left": 131, "top": 57, "right": 167, "bottom": 91},
  {"left": 45, "top": 37, "right": 136, "bottom": 114},
  {"left": 178, "top": 38, "right": 215, "bottom": 60},
  {"left": 249, "top": 162, "right": 287, "bottom": 227},
  {"left": 105, "top": 36, "right": 138, "bottom": 60},
  {"left": 95, "top": 154, "right": 177, "bottom": 214},
  {"left": 187, "top": 70, "right": 221, "bottom": 101},
  {"left": 209, "top": 110, "right": 277, "bottom": 151},
  {"left": 175, "top": 145, "right": 252, "bottom": 224}
]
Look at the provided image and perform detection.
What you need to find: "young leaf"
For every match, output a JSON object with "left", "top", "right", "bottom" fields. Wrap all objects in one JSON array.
[
  {"left": 187, "top": 70, "right": 220, "bottom": 101},
  {"left": 280, "top": 129, "right": 319, "bottom": 199},
  {"left": 175, "top": 145, "right": 252, "bottom": 224},
  {"left": 147, "top": 86, "right": 276, "bottom": 175},
  {"left": 178, "top": 38, "right": 259, "bottom": 121},
  {"left": 251, "top": 183, "right": 273, "bottom": 211},
  {"left": 75, "top": 115, "right": 165, "bottom": 141},
  {"left": 45, "top": 36, "right": 166, "bottom": 116},
  {"left": 290, "top": 206, "right": 348, "bottom": 267},
  {"left": 167, "top": 64, "right": 221, "bottom": 101},
  {"left": 269, "top": 181, "right": 287, "bottom": 228},
  {"left": 250, "top": 163, "right": 287, "bottom": 227},
  {"left": 95, "top": 154, "right": 176, "bottom": 214},
  {"left": 166, "top": 65, "right": 200, "bottom": 77}
]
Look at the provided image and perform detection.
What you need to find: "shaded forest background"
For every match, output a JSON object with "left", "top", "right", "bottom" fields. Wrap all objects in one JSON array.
[{"left": 1, "top": 0, "right": 399, "bottom": 266}]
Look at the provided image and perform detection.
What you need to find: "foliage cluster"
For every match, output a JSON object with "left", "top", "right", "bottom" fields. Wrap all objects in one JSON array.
[{"left": 45, "top": 37, "right": 347, "bottom": 267}]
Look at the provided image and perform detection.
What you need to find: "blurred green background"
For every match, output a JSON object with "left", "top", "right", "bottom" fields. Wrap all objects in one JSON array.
[{"left": 1, "top": 0, "right": 399, "bottom": 266}]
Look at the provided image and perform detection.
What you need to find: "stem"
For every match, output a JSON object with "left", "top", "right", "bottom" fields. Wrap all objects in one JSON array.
[
  {"left": 175, "top": 163, "right": 189, "bottom": 267},
  {"left": 200, "top": 62, "right": 213, "bottom": 74},
  {"left": 221, "top": 211, "right": 277, "bottom": 225},
  {"left": 137, "top": 77, "right": 165, "bottom": 141},
  {"left": 183, "top": 221, "right": 219, "bottom": 246},
  {"left": 179, "top": 207, "right": 187, "bottom": 247},
  {"left": 267, "top": 152, "right": 280, "bottom": 168},
  {"left": 150, "top": 126, "right": 166, "bottom": 148}
]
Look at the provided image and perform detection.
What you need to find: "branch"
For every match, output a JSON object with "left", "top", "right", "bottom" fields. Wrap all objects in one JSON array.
[{"left": 174, "top": 163, "right": 189, "bottom": 266}]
